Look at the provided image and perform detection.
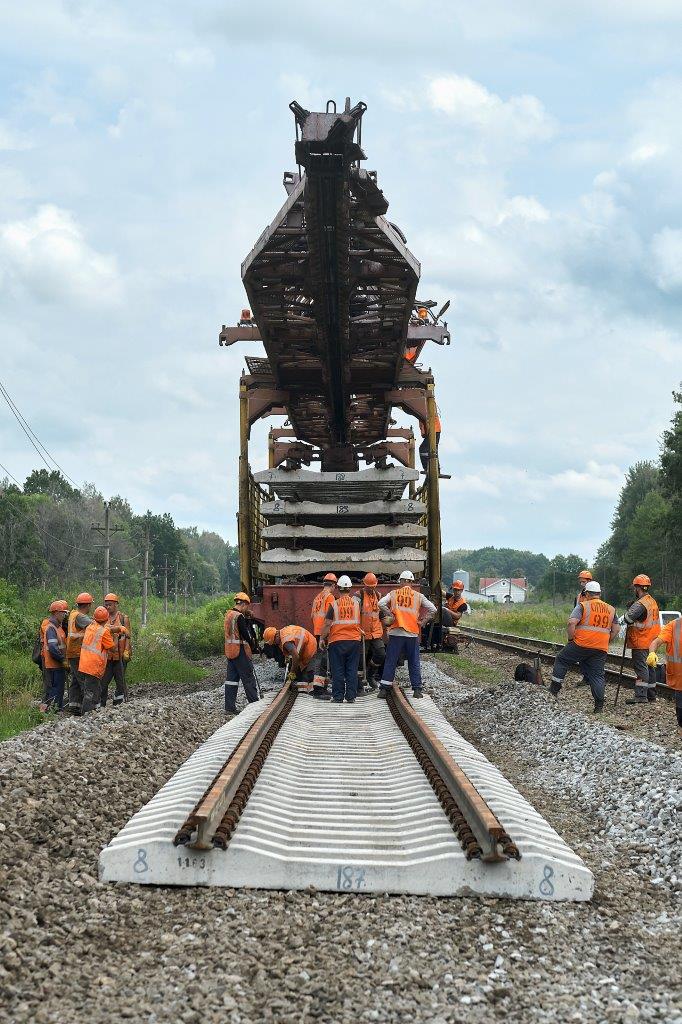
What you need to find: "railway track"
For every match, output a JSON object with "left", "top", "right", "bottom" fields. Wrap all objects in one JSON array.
[
  {"left": 457, "top": 625, "right": 674, "bottom": 701},
  {"left": 100, "top": 683, "right": 593, "bottom": 900}
]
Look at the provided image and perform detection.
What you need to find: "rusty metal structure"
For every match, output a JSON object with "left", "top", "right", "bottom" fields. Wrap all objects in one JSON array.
[{"left": 221, "top": 98, "right": 450, "bottom": 617}]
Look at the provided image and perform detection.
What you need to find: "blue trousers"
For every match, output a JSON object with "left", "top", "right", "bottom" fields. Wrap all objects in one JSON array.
[
  {"left": 44, "top": 668, "right": 66, "bottom": 710},
  {"left": 551, "top": 641, "right": 606, "bottom": 705},
  {"left": 328, "top": 640, "right": 361, "bottom": 701},
  {"left": 380, "top": 635, "right": 422, "bottom": 690}
]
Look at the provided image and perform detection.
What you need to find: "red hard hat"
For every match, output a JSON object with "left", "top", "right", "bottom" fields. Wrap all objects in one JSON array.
[
  {"left": 452, "top": 580, "right": 464, "bottom": 590},
  {"left": 93, "top": 606, "right": 109, "bottom": 623},
  {"left": 263, "top": 626, "right": 277, "bottom": 644},
  {"left": 363, "top": 572, "right": 378, "bottom": 586},
  {"left": 49, "top": 599, "right": 69, "bottom": 613},
  {"left": 323, "top": 573, "right": 337, "bottom": 583},
  {"left": 76, "top": 592, "right": 93, "bottom": 605},
  {"left": 578, "top": 570, "right": 592, "bottom": 581},
  {"left": 104, "top": 593, "right": 119, "bottom": 603},
  {"left": 632, "top": 574, "right": 651, "bottom": 587}
]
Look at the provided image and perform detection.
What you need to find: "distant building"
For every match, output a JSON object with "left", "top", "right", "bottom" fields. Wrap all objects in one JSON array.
[
  {"left": 453, "top": 569, "right": 470, "bottom": 590},
  {"left": 479, "top": 577, "right": 528, "bottom": 604}
]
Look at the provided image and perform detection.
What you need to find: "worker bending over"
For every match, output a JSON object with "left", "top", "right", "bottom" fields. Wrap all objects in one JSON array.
[
  {"left": 101, "top": 594, "right": 131, "bottom": 708},
  {"left": 320, "top": 575, "right": 363, "bottom": 704},
  {"left": 550, "top": 581, "right": 619, "bottom": 713},
  {"left": 377, "top": 570, "right": 436, "bottom": 699},
  {"left": 224, "top": 593, "right": 260, "bottom": 715},
  {"left": 262, "top": 625, "right": 330, "bottom": 699},
  {"left": 359, "top": 572, "right": 384, "bottom": 690},
  {"left": 66, "top": 592, "right": 94, "bottom": 715},
  {"left": 648, "top": 616, "right": 682, "bottom": 738},
  {"left": 445, "top": 580, "right": 467, "bottom": 623},
  {"left": 623, "top": 574, "right": 660, "bottom": 705},
  {"left": 78, "top": 607, "right": 115, "bottom": 714},
  {"left": 40, "top": 600, "right": 69, "bottom": 712}
]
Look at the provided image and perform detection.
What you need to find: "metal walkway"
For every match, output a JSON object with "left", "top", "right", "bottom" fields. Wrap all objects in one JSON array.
[{"left": 100, "top": 691, "right": 593, "bottom": 901}]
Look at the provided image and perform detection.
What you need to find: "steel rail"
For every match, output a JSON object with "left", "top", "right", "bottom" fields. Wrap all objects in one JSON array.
[
  {"left": 457, "top": 626, "right": 674, "bottom": 701},
  {"left": 387, "top": 685, "right": 520, "bottom": 863},
  {"left": 174, "top": 684, "right": 297, "bottom": 850}
]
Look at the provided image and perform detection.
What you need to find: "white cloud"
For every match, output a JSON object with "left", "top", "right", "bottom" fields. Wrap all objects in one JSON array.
[
  {"left": 171, "top": 46, "right": 215, "bottom": 71},
  {"left": 649, "top": 227, "right": 682, "bottom": 292},
  {"left": 427, "top": 74, "right": 555, "bottom": 144},
  {"left": 0, "top": 205, "right": 122, "bottom": 306},
  {"left": 0, "top": 121, "right": 32, "bottom": 151}
]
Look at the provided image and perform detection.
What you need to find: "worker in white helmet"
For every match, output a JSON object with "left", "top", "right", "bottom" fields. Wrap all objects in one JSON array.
[
  {"left": 319, "top": 575, "right": 363, "bottom": 703},
  {"left": 377, "top": 570, "right": 436, "bottom": 699}
]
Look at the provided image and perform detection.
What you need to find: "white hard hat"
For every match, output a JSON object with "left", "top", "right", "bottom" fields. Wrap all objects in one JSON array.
[
  {"left": 337, "top": 575, "right": 352, "bottom": 589},
  {"left": 584, "top": 581, "right": 601, "bottom": 593},
  {"left": 399, "top": 570, "right": 415, "bottom": 582}
]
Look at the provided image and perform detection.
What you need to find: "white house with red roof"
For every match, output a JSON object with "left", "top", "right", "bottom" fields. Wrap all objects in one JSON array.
[{"left": 479, "top": 577, "right": 528, "bottom": 603}]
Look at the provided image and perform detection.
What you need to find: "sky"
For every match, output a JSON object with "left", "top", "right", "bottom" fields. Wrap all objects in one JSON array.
[{"left": 0, "top": 1, "right": 681, "bottom": 559}]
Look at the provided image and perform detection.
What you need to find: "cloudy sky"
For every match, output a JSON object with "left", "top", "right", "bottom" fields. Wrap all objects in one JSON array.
[{"left": 1, "top": 1, "right": 681, "bottom": 559}]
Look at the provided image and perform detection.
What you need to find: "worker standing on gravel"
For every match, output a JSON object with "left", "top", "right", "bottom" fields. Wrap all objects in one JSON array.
[
  {"left": 320, "top": 575, "right": 363, "bottom": 703},
  {"left": 78, "top": 607, "right": 115, "bottom": 714},
  {"left": 647, "top": 617, "right": 682, "bottom": 738},
  {"left": 377, "top": 570, "right": 436, "bottom": 700},
  {"left": 224, "top": 593, "right": 260, "bottom": 716},
  {"left": 262, "top": 624, "right": 330, "bottom": 699},
  {"left": 576, "top": 570, "right": 592, "bottom": 605},
  {"left": 41, "top": 600, "right": 69, "bottom": 712},
  {"left": 65, "top": 592, "right": 93, "bottom": 715},
  {"left": 445, "top": 580, "right": 468, "bottom": 622},
  {"left": 100, "top": 594, "right": 131, "bottom": 708},
  {"left": 311, "top": 573, "right": 337, "bottom": 641},
  {"left": 550, "top": 581, "right": 619, "bottom": 713},
  {"left": 623, "top": 574, "right": 660, "bottom": 705},
  {"left": 358, "top": 572, "right": 384, "bottom": 690}
]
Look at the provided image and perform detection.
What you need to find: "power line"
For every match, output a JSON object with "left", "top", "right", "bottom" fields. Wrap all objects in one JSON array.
[
  {"left": 0, "top": 461, "right": 22, "bottom": 487},
  {"left": 0, "top": 378, "right": 79, "bottom": 487}
]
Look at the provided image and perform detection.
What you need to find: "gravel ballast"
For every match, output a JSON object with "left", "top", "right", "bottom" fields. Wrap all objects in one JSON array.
[{"left": 1, "top": 658, "right": 680, "bottom": 1023}]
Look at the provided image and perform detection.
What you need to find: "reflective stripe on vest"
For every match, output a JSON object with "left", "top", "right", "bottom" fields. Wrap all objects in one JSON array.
[
  {"left": 311, "top": 590, "right": 334, "bottom": 636},
  {"left": 79, "top": 625, "right": 107, "bottom": 678},
  {"left": 360, "top": 591, "right": 382, "bottom": 639},
  {"left": 665, "top": 618, "right": 682, "bottom": 691},
  {"left": 42, "top": 621, "right": 66, "bottom": 670},
  {"left": 280, "top": 626, "right": 317, "bottom": 669},
  {"left": 629, "top": 594, "right": 660, "bottom": 649},
  {"left": 224, "top": 609, "right": 244, "bottom": 659},
  {"left": 389, "top": 586, "right": 421, "bottom": 635},
  {"left": 329, "top": 595, "right": 362, "bottom": 643},
  {"left": 573, "top": 599, "right": 615, "bottom": 652},
  {"left": 66, "top": 609, "right": 87, "bottom": 658}
]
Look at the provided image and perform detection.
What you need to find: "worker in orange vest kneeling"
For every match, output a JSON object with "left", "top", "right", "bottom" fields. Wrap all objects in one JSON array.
[
  {"left": 648, "top": 615, "right": 682, "bottom": 737},
  {"left": 262, "top": 624, "right": 330, "bottom": 699},
  {"left": 78, "top": 607, "right": 115, "bottom": 714}
]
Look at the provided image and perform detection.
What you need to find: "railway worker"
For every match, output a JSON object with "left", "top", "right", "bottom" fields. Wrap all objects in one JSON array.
[
  {"left": 40, "top": 600, "right": 69, "bottom": 712},
  {"left": 261, "top": 625, "right": 330, "bottom": 698},
  {"left": 445, "top": 580, "right": 467, "bottom": 623},
  {"left": 78, "top": 607, "right": 115, "bottom": 714},
  {"left": 224, "top": 593, "right": 260, "bottom": 715},
  {"left": 100, "top": 593, "right": 131, "bottom": 708},
  {"left": 359, "top": 572, "right": 384, "bottom": 690},
  {"left": 419, "top": 410, "right": 441, "bottom": 474},
  {"left": 65, "top": 592, "right": 94, "bottom": 715},
  {"left": 311, "top": 573, "right": 337, "bottom": 641},
  {"left": 647, "top": 616, "right": 682, "bottom": 738},
  {"left": 576, "top": 570, "right": 592, "bottom": 605},
  {"left": 319, "top": 575, "right": 363, "bottom": 704},
  {"left": 549, "top": 581, "right": 619, "bottom": 713},
  {"left": 377, "top": 570, "right": 436, "bottom": 700},
  {"left": 623, "top": 574, "right": 661, "bottom": 705}
]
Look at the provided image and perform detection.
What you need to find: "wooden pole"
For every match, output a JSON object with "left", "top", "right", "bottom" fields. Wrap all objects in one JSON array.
[
  {"left": 426, "top": 383, "right": 442, "bottom": 612},
  {"left": 141, "top": 526, "right": 150, "bottom": 627},
  {"left": 238, "top": 377, "right": 252, "bottom": 594}
]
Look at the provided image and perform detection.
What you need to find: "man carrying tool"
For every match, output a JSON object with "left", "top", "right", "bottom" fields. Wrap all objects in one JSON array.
[
  {"left": 65, "top": 592, "right": 93, "bottom": 715},
  {"left": 78, "top": 606, "right": 115, "bottom": 714},
  {"left": 224, "top": 593, "right": 260, "bottom": 716},
  {"left": 100, "top": 593, "right": 131, "bottom": 708},
  {"left": 41, "top": 599, "right": 69, "bottom": 712},
  {"left": 262, "top": 624, "right": 330, "bottom": 699},
  {"left": 377, "top": 570, "right": 436, "bottom": 700},
  {"left": 319, "top": 575, "right": 363, "bottom": 704},
  {"left": 549, "top": 581, "right": 619, "bottom": 713},
  {"left": 358, "top": 572, "right": 384, "bottom": 691},
  {"left": 647, "top": 616, "right": 682, "bottom": 738},
  {"left": 623, "top": 574, "right": 660, "bottom": 705},
  {"left": 445, "top": 580, "right": 467, "bottom": 623}
]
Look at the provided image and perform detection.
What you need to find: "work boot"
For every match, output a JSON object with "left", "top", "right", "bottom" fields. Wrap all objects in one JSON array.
[
  {"left": 626, "top": 685, "right": 648, "bottom": 705},
  {"left": 312, "top": 688, "right": 332, "bottom": 702},
  {"left": 377, "top": 687, "right": 389, "bottom": 699},
  {"left": 549, "top": 681, "right": 561, "bottom": 697},
  {"left": 345, "top": 697, "right": 355, "bottom": 704},
  {"left": 332, "top": 698, "right": 344, "bottom": 704},
  {"left": 412, "top": 688, "right": 424, "bottom": 699},
  {"left": 647, "top": 690, "right": 657, "bottom": 703},
  {"left": 592, "top": 702, "right": 604, "bottom": 714}
]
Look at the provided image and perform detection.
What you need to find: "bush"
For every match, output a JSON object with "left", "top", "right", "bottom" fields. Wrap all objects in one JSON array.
[
  {"left": 158, "top": 595, "right": 233, "bottom": 659},
  {"left": 467, "top": 602, "right": 574, "bottom": 643},
  {"left": 0, "top": 580, "right": 38, "bottom": 656},
  {"left": 125, "top": 632, "right": 208, "bottom": 685}
]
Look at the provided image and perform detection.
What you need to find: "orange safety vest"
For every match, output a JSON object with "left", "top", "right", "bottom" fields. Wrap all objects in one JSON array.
[
  {"left": 360, "top": 590, "right": 383, "bottom": 639},
  {"left": 311, "top": 589, "right": 335, "bottom": 637},
  {"left": 627, "top": 593, "right": 660, "bottom": 649},
  {"left": 419, "top": 415, "right": 442, "bottom": 437},
  {"left": 573, "top": 599, "right": 616, "bottom": 652},
  {"left": 107, "top": 611, "right": 131, "bottom": 662},
  {"left": 661, "top": 618, "right": 682, "bottom": 691},
  {"left": 66, "top": 609, "right": 89, "bottom": 659},
  {"left": 387, "top": 586, "right": 421, "bottom": 635},
  {"left": 329, "top": 595, "right": 362, "bottom": 643},
  {"left": 224, "top": 609, "right": 252, "bottom": 660},
  {"left": 446, "top": 595, "right": 466, "bottom": 616},
  {"left": 405, "top": 346, "right": 418, "bottom": 363},
  {"left": 42, "top": 619, "right": 66, "bottom": 670},
  {"left": 577, "top": 591, "right": 589, "bottom": 606},
  {"left": 79, "top": 622, "right": 114, "bottom": 678},
  {"left": 280, "top": 625, "right": 317, "bottom": 669}
]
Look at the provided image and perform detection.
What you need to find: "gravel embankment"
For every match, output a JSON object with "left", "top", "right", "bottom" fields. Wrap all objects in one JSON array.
[{"left": 1, "top": 658, "right": 680, "bottom": 1024}]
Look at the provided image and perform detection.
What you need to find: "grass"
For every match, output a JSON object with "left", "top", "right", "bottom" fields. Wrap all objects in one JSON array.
[
  {"left": 0, "top": 704, "right": 43, "bottom": 742},
  {"left": 438, "top": 653, "right": 504, "bottom": 686},
  {"left": 466, "top": 602, "right": 574, "bottom": 643}
]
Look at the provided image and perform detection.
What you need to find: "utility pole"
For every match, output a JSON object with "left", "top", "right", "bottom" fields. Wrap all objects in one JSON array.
[
  {"left": 141, "top": 526, "right": 150, "bottom": 627},
  {"left": 174, "top": 557, "right": 179, "bottom": 609},
  {"left": 91, "top": 501, "right": 124, "bottom": 595},
  {"left": 183, "top": 573, "right": 188, "bottom": 615},
  {"left": 163, "top": 556, "right": 168, "bottom": 615}
]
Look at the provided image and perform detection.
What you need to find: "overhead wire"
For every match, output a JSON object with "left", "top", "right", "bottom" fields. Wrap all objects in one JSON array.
[{"left": 0, "top": 377, "right": 79, "bottom": 487}]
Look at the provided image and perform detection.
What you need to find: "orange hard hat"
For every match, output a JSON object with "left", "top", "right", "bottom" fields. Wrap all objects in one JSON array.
[
  {"left": 263, "top": 626, "right": 277, "bottom": 644},
  {"left": 104, "top": 593, "right": 119, "bottom": 603},
  {"left": 578, "top": 570, "right": 592, "bottom": 581},
  {"left": 234, "top": 592, "right": 251, "bottom": 603},
  {"left": 452, "top": 580, "right": 464, "bottom": 590},
  {"left": 363, "top": 572, "right": 378, "bottom": 586},
  {"left": 632, "top": 574, "right": 651, "bottom": 587},
  {"left": 93, "top": 606, "right": 109, "bottom": 623},
  {"left": 76, "top": 592, "right": 93, "bottom": 605},
  {"left": 49, "top": 599, "right": 69, "bottom": 613},
  {"left": 323, "top": 573, "right": 337, "bottom": 583}
]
